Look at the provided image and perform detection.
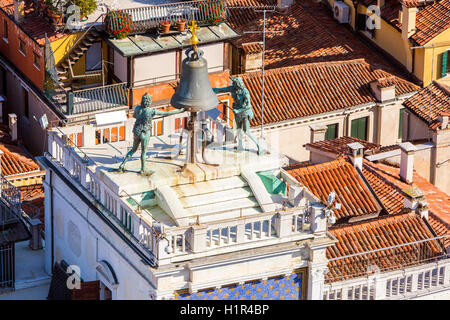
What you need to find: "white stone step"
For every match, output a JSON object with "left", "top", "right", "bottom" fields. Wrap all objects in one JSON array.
[
  {"left": 185, "top": 196, "right": 259, "bottom": 217},
  {"left": 172, "top": 176, "right": 248, "bottom": 198},
  {"left": 180, "top": 186, "right": 253, "bottom": 208}
]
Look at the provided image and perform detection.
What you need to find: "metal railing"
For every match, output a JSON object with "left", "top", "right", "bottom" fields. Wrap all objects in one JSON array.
[
  {"left": 69, "top": 82, "right": 129, "bottom": 115},
  {"left": 117, "top": 0, "right": 227, "bottom": 33},
  {"left": 326, "top": 235, "right": 450, "bottom": 284}
]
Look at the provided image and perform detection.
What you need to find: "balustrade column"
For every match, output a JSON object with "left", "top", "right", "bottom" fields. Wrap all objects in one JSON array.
[
  {"left": 373, "top": 275, "right": 386, "bottom": 300},
  {"left": 275, "top": 210, "right": 293, "bottom": 238},
  {"left": 190, "top": 224, "right": 208, "bottom": 253}
]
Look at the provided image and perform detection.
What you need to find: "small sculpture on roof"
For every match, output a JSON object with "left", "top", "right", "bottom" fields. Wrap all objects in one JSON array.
[
  {"left": 118, "top": 93, "right": 184, "bottom": 175},
  {"left": 213, "top": 77, "right": 265, "bottom": 155}
]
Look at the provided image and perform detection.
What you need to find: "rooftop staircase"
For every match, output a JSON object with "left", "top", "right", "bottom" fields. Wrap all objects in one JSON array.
[{"left": 52, "top": 27, "right": 102, "bottom": 106}]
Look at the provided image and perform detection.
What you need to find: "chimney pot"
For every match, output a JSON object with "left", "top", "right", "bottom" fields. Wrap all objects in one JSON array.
[
  {"left": 370, "top": 80, "right": 396, "bottom": 102},
  {"left": 399, "top": 142, "right": 416, "bottom": 183},
  {"left": 309, "top": 124, "right": 328, "bottom": 144},
  {"left": 403, "top": 186, "right": 428, "bottom": 219},
  {"left": 401, "top": 3, "right": 417, "bottom": 39},
  {"left": 438, "top": 113, "right": 449, "bottom": 130},
  {"left": 347, "top": 142, "right": 365, "bottom": 170},
  {"left": 8, "top": 113, "right": 17, "bottom": 142}
]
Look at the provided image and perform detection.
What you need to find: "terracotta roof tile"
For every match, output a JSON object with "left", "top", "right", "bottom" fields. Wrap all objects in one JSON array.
[
  {"left": 306, "top": 137, "right": 381, "bottom": 157},
  {"left": 326, "top": 213, "right": 445, "bottom": 282},
  {"left": 363, "top": 161, "right": 450, "bottom": 225},
  {"left": 285, "top": 158, "right": 380, "bottom": 220},
  {"left": 239, "top": 59, "right": 418, "bottom": 126},
  {"left": 361, "top": 0, "right": 450, "bottom": 45},
  {"left": 428, "top": 212, "right": 450, "bottom": 248},
  {"left": 0, "top": 143, "right": 40, "bottom": 177},
  {"left": 0, "top": 0, "right": 68, "bottom": 45},
  {"left": 403, "top": 81, "right": 450, "bottom": 130}
]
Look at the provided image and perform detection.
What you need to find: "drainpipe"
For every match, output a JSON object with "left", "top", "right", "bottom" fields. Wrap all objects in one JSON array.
[{"left": 49, "top": 169, "right": 55, "bottom": 272}]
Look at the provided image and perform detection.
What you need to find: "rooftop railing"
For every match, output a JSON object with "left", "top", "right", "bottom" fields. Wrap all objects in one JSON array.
[
  {"left": 0, "top": 174, "right": 21, "bottom": 227},
  {"left": 117, "top": 0, "right": 227, "bottom": 34}
]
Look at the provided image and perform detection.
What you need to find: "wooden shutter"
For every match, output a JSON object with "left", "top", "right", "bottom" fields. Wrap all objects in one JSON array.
[
  {"left": 325, "top": 123, "right": 338, "bottom": 140},
  {"left": 441, "top": 51, "right": 448, "bottom": 78},
  {"left": 351, "top": 117, "right": 368, "bottom": 140},
  {"left": 175, "top": 118, "right": 180, "bottom": 130}
]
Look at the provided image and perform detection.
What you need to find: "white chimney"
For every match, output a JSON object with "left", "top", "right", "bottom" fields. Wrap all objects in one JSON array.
[
  {"left": 403, "top": 186, "right": 428, "bottom": 219},
  {"left": 310, "top": 124, "right": 328, "bottom": 144},
  {"left": 347, "top": 142, "right": 365, "bottom": 170},
  {"left": 401, "top": 3, "right": 417, "bottom": 39},
  {"left": 399, "top": 142, "right": 416, "bottom": 183},
  {"left": 438, "top": 112, "right": 449, "bottom": 130},
  {"left": 370, "top": 79, "right": 396, "bottom": 102},
  {"left": 14, "top": 0, "right": 25, "bottom": 23},
  {"left": 8, "top": 113, "right": 17, "bottom": 141}
]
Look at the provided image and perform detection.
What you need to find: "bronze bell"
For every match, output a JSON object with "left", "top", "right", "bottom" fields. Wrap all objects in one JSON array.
[{"left": 170, "top": 48, "right": 219, "bottom": 113}]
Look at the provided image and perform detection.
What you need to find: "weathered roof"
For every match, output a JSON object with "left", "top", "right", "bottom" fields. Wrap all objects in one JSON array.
[
  {"left": 0, "top": 0, "right": 68, "bottom": 46},
  {"left": 361, "top": 0, "right": 450, "bottom": 45},
  {"left": 107, "top": 23, "right": 239, "bottom": 57},
  {"left": 326, "top": 213, "right": 445, "bottom": 282},
  {"left": 239, "top": 59, "right": 418, "bottom": 127},
  {"left": 285, "top": 158, "right": 380, "bottom": 220},
  {"left": 0, "top": 144, "right": 42, "bottom": 178},
  {"left": 428, "top": 212, "right": 450, "bottom": 248},
  {"left": 363, "top": 161, "right": 450, "bottom": 226},
  {"left": 306, "top": 137, "right": 381, "bottom": 157},
  {"left": 403, "top": 81, "right": 450, "bottom": 130}
]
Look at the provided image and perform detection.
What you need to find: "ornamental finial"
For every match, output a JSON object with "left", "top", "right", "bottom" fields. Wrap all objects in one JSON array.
[{"left": 188, "top": 20, "right": 200, "bottom": 50}]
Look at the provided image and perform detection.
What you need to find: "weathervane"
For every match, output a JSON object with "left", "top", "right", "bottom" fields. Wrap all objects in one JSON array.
[{"left": 188, "top": 20, "right": 200, "bottom": 51}]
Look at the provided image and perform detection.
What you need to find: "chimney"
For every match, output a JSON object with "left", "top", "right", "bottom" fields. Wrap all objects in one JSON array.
[
  {"left": 8, "top": 113, "right": 17, "bottom": 141},
  {"left": 401, "top": 2, "right": 417, "bottom": 39},
  {"left": 438, "top": 112, "right": 449, "bottom": 130},
  {"left": 347, "top": 142, "right": 365, "bottom": 170},
  {"left": 398, "top": 9, "right": 403, "bottom": 24},
  {"left": 370, "top": 79, "right": 396, "bottom": 102},
  {"left": 399, "top": 142, "right": 416, "bottom": 183},
  {"left": 277, "top": 0, "right": 293, "bottom": 11},
  {"left": 309, "top": 124, "right": 328, "bottom": 144},
  {"left": 14, "top": 0, "right": 25, "bottom": 23},
  {"left": 403, "top": 186, "right": 428, "bottom": 219}
]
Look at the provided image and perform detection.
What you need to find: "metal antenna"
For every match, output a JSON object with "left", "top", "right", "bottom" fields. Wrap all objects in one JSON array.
[{"left": 233, "top": 6, "right": 283, "bottom": 139}]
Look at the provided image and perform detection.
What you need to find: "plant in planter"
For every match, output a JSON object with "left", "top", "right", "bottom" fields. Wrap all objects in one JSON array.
[
  {"left": 105, "top": 10, "right": 133, "bottom": 40},
  {"left": 45, "top": 0, "right": 64, "bottom": 27},
  {"left": 159, "top": 20, "right": 171, "bottom": 33},
  {"left": 72, "top": 0, "right": 98, "bottom": 21},
  {"left": 175, "top": 18, "right": 186, "bottom": 32}
]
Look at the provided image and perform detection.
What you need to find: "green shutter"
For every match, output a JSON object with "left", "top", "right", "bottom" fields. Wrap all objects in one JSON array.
[
  {"left": 398, "top": 108, "right": 404, "bottom": 139},
  {"left": 325, "top": 123, "right": 338, "bottom": 140},
  {"left": 351, "top": 117, "right": 368, "bottom": 140},
  {"left": 441, "top": 51, "right": 448, "bottom": 78}
]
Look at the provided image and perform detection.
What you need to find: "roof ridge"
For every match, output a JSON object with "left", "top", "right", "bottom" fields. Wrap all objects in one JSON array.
[
  {"left": 432, "top": 80, "right": 450, "bottom": 97},
  {"left": 330, "top": 211, "right": 416, "bottom": 232}
]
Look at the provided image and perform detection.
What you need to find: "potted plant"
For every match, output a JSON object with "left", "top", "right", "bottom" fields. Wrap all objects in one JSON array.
[
  {"left": 175, "top": 18, "right": 186, "bottom": 32},
  {"left": 72, "top": 0, "right": 98, "bottom": 21},
  {"left": 105, "top": 10, "right": 133, "bottom": 40},
  {"left": 159, "top": 20, "right": 171, "bottom": 33}
]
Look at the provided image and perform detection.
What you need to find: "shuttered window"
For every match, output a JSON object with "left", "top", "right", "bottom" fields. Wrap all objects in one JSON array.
[
  {"left": 398, "top": 108, "right": 404, "bottom": 139},
  {"left": 351, "top": 117, "right": 368, "bottom": 141},
  {"left": 441, "top": 51, "right": 449, "bottom": 78},
  {"left": 151, "top": 119, "right": 163, "bottom": 136},
  {"left": 325, "top": 123, "right": 338, "bottom": 140}
]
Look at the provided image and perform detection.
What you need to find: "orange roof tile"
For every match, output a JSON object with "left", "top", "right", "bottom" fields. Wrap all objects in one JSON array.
[
  {"left": 428, "top": 212, "right": 450, "bottom": 248},
  {"left": 403, "top": 81, "right": 450, "bottom": 130},
  {"left": 0, "top": 143, "right": 40, "bottom": 177},
  {"left": 0, "top": 0, "right": 68, "bottom": 45},
  {"left": 326, "top": 213, "right": 445, "bottom": 282},
  {"left": 361, "top": 0, "right": 450, "bottom": 45},
  {"left": 285, "top": 158, "right": 380, "bottom": 220},
  {"left": 363, "top": 161, "right": 450, "bottom": 225},
  {"left": 306, "top": 137, "right": 381, "bottom": 157},
  {"left": 239, "top": 59, "right": 418, "bottom": 127}
]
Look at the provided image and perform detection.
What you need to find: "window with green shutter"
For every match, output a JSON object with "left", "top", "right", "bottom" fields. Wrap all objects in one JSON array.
[
  {"left": 442, "top": 50, "right": 449, "bottom": 78},
  {"left": 398, "top": 108, "right": 404, "bottom": 139},
  {"left": 325, "top": 123, "right": 338, "bottom": 140},
  {"left": 351, "top": 117, "right": 368, "bottom": 141}
]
